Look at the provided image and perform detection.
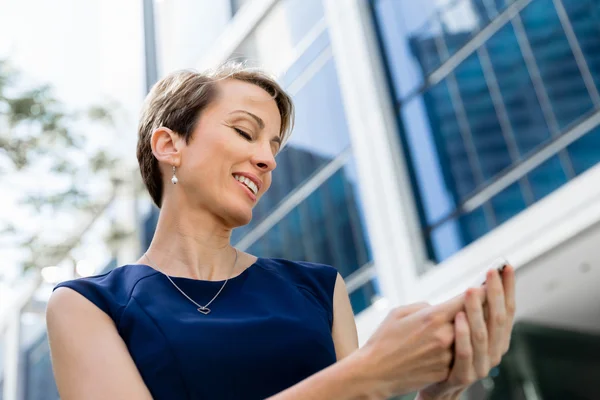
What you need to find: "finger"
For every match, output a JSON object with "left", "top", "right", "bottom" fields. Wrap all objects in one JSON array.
[
  {"left": 432, "top": 292, "right": 468, "bottom": 322},
  {"left": 465, "top": 288, "right": 489, "bottom": 378},
  {"left": 391, "top": 302, "right": 430, "bottom": 319},
  {"left": 450, "top": 311, "right": 473, "bottom": 384},
  {"left": 501, "top": 265, "right": 516, "bottom": 351},
  {"left": 501, "top": 265, "right": 516, "bottom": 314},
  {"left": 486, "top": 269, "right": 506, "bottom": 366}
]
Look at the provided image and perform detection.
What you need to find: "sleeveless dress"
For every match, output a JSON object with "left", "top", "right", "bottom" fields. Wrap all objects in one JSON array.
[{"left": 53, "top": 257, "right": 339, "bottom": 399}]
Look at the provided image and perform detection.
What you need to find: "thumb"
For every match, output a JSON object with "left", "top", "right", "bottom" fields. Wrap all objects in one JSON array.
[
  {"left": 431, "top": 292, "right": 467, "bottom": 321},
  {"left": 392, "top": 302, "right": 430, "bottom": 319}
]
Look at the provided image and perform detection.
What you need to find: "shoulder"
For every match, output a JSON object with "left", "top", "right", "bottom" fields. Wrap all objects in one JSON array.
[
  {"left": 50, "top": 264, "right": 160, "bottom": 322},
  {"left": 258, "top": 257, "right": 339, "bottom": 290},
  {"left": 259, "top": 258, "right": 341, "bottom": 321}
]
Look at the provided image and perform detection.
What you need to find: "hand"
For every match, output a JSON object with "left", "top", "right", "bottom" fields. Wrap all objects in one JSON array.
[
  {"left": 418, "top": 265, "right": 516, "bottom": 400},
  {"left": 356, "top": 294, "right": 470, "bottom": 399}
]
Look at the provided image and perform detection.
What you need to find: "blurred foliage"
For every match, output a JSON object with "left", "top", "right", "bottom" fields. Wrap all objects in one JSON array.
[{"left": 0, "top": 59, "right": 129, "bottom": 273}]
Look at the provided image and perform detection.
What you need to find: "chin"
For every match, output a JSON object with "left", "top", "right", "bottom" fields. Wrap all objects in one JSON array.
[{"left": 225, "top": 206, "right": 253, "bottom": 228}]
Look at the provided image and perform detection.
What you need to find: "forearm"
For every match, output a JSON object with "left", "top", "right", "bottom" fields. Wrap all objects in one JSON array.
[{"left": 268, "top": 351, "right": 386, "bottom": 400}]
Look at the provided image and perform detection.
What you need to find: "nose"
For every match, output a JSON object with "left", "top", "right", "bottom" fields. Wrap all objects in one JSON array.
[{"left": 252, "top": 142, "right": 277, "bottom": 172}]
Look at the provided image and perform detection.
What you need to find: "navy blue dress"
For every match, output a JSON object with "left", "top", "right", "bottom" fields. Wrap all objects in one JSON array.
[{"left": 54, "top": 257, "right": 339, "bottom": 399}]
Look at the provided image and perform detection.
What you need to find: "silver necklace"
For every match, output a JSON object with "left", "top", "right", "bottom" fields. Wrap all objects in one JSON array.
[{"left": 143, "top": 248, "right": 238, "bottom": 315}]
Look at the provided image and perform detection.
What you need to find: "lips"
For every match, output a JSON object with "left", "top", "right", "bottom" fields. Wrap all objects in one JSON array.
[
  {"left": 233, "top": 175, "right": 258, "bottom": 195},
  {"left": 232, "top": 172, "right": 262, "bottom": 193}
]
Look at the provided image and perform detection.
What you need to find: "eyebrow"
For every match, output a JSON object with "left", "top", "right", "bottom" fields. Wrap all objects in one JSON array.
[
  {"left": 230, "top": 109, "right": 282, "bottom": 146},
  {"left": 230, "top": 110, "right": 265, "bottom": 130}
]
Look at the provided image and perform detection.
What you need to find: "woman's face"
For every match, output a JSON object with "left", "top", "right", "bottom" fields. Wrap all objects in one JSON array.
[{"left": 177, "top": 79, "right": 282, "bottom": 227}]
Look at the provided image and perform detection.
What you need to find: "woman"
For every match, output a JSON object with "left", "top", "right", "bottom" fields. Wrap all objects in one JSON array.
[{"left": 46, "top": 63, "right": 516, "bottom": 399}]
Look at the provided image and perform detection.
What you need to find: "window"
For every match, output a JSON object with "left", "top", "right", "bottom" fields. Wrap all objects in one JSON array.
[{"left": 372, "top": 0, "right": 600, "bottom": 265}]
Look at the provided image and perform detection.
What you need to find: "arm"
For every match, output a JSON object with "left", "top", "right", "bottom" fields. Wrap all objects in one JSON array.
[
  {"left": 46, "top": 287, "right": 154, "bottom": 400},
  {"left": 269, "top": 274, "right": 476, "bottom": 400},
  {"left": 331, "top": 272, "right": 359, "bottom": 360}
]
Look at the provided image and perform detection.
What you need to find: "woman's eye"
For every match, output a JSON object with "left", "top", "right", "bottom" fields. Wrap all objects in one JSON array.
[{"left": 234, "top": 127, "right": 252, "bottom": 140}]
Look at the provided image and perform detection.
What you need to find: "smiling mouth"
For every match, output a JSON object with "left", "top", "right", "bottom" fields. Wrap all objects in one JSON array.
[{"left": 233, "top": 174, "right": 258, "bottom": 195}]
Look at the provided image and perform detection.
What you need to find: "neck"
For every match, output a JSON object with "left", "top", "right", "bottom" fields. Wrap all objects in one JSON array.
[{"left": 144, "top": 199, "right": 238, "bottom": 281}]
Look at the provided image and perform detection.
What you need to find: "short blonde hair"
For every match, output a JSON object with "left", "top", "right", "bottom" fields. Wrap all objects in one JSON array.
[{"left": 137, "top": 62, "right": 295, "bottom": 208}]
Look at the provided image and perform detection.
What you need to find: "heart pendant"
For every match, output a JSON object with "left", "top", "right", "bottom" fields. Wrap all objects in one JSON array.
[{"left": 197, "top": 307, "right": 211, "bottom": 315}]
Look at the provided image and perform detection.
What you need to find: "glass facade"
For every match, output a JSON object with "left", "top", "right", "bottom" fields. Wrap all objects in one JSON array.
[
  {"left": 22, "top": 333, "right": 59, "bottom": 400},
  {"left": 142, "top": 0, "right": 376, "bottom": 313},
  {"left": 372, "top": 0, "right": 600, "bottom": 265}
]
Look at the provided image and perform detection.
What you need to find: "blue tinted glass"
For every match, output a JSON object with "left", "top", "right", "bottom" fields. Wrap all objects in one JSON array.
[
  {"left": 485, "top": 22, "right": 551, "bottom": 157},
  {"left": 430, "top": 204, "right": 490, "bottom": 261},
  {"left": 245, "top": 159, "right": 372, "bottom": 279},
  {"left": 567, "top": 125, "right": 600, "bottom": 176},
  {"left": 430, "top": 182, "right": 527, "bottom": 262},
  {"left": 375, "top": 0, "right": 600, "bottom": 267},
  {"left": 420, "top": 79, "right": 480, "bottom": 200},
  {"left": 527, "top": 154, "right": 569, "bottom": 201},
  {"left": 469, "top": 0, "right": 511, "bottom": 23},
  {"left": 399, "top": 94, "right": 458, "bottom": 225},
  {"left": 349, "top": 279, "right": 380, "bottom": 315},
  {"left": 430, "top": 218, "right": 465, "bottom": 261},
  {"left": 339, "top": 160, "right": 373, "bottom": 269},
  {"left": 372, "top": 0, "right": 428, "bottom": 98},
  {"left": 458, "top": 205, "right": 491, "bottom": 245},
  {"left": 288, "top": 58, "right": 351, "bottom": 157},
  {"left": 566, "top": 0, "right": 600, "bottom": 94},
  {"left": 372, "top": 0, "right": 512, "bottom": 100},
  {"left": 453, "top": 52, "right": 513, "bottom": 180},
  {"left": 490, "top": 181, "right": 528, "bottom": 225},
  {"left": 24, "top": 333, "right": 59, "bottom": 400},
  {"left": 520, "top": 0, "right": 595, "bottom": 129}
]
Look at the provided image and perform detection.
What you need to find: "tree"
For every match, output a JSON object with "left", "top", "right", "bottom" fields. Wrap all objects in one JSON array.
[{"left": 0, "top": 59, "right": 130, "bottom": 276}]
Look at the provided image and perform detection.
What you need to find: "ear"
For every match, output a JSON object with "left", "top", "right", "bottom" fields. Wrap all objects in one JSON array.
[{"left": 151, "top": 127, "right": 182, "bottom": 167}]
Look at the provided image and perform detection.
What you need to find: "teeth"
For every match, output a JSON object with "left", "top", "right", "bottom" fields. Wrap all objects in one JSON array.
[{"left": 234, "top": 175, "right": 258, "bottom": 195}]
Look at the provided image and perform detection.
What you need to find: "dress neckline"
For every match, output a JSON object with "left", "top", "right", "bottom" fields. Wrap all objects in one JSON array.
[{"left": 132, "top": 257, "right": 262, "bottom": 284}]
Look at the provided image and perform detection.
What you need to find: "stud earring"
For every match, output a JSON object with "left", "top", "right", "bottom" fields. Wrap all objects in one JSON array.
[{"left": 171, "top": 166, "right": 178, "bottom": 184}]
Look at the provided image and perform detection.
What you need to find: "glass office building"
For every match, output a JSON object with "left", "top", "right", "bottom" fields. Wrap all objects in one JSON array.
[
  {"left": 373, "top": 0, "right": 600, "bottom": 264},
  {"left": 370, "top": 1, "right": 600, "bottom": 398},
  {"left": 373, "top": 0, "right": 600, "bottom": 261}
]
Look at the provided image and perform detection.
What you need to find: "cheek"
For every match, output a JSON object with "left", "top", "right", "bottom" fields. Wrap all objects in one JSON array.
[
  {"left": 187, "top": 133, "right": 230, "bottom": 167},
  {"left": 262, "top": 174, "right": 273, "bottom": 194}
]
